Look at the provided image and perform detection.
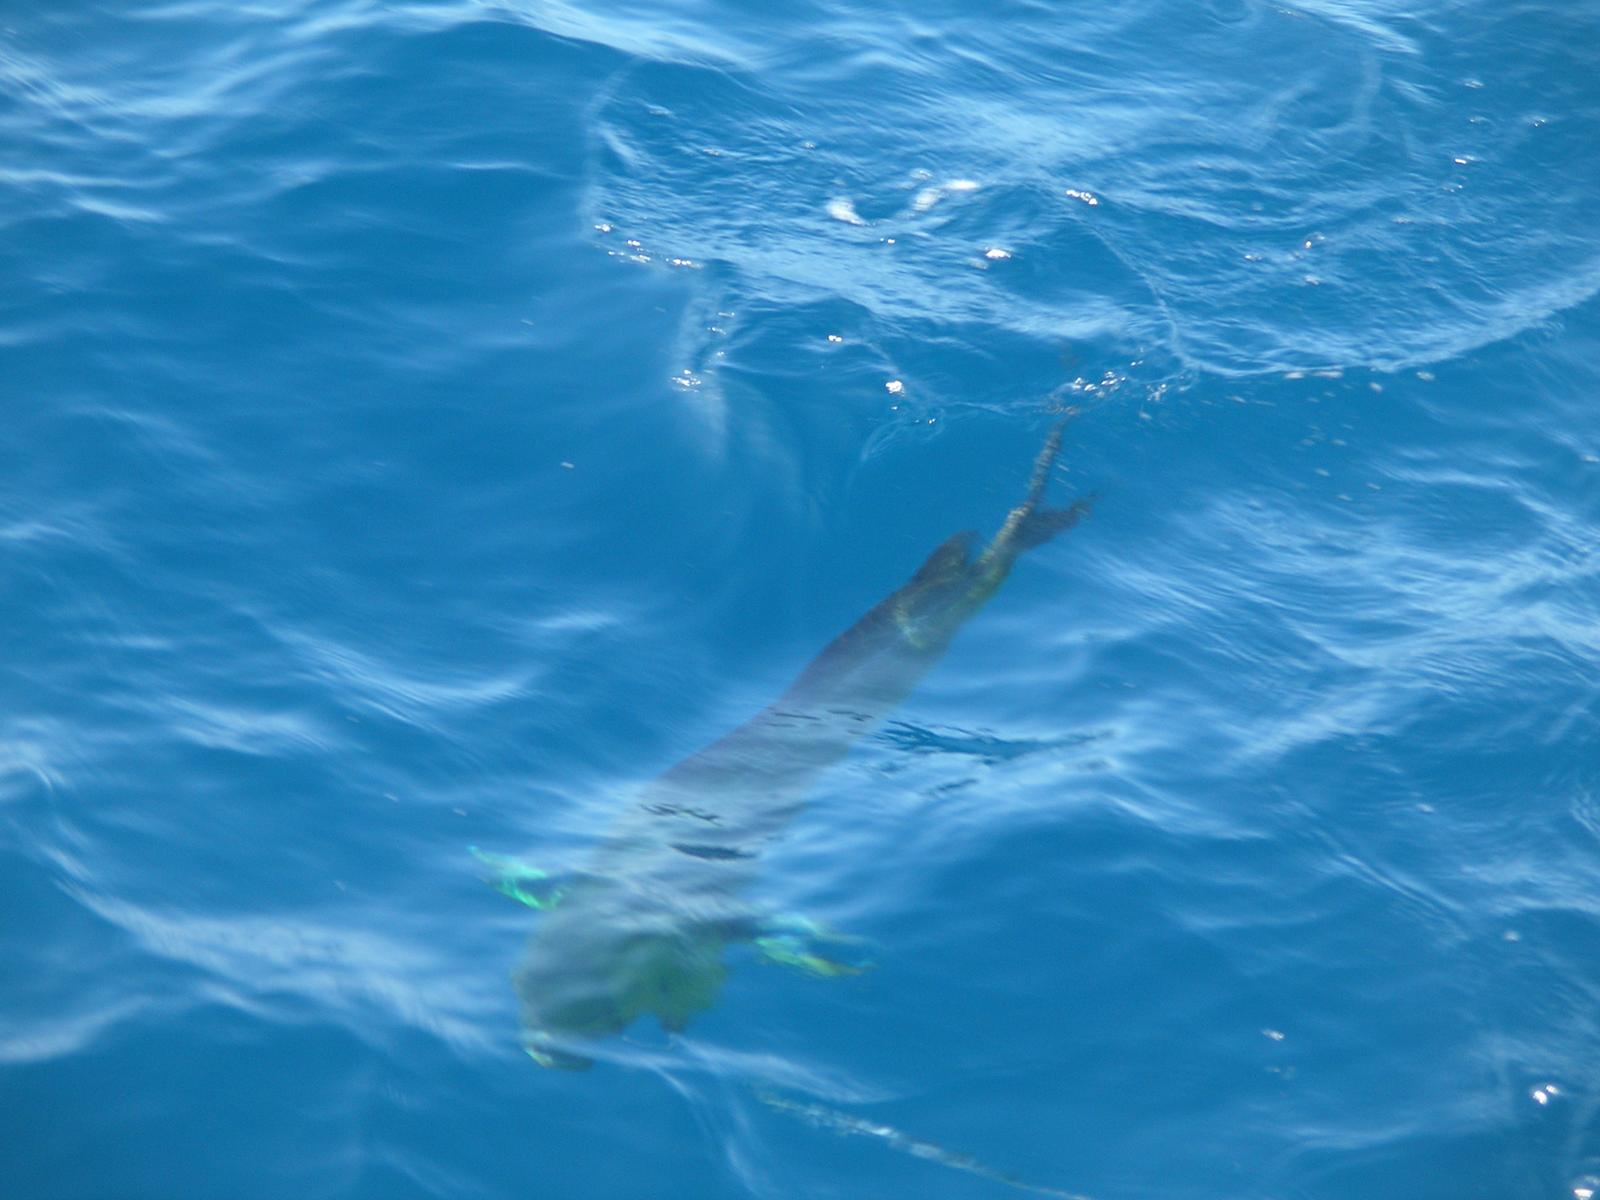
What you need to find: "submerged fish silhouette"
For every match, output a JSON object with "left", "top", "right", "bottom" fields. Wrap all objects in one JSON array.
[{"left": 485, "top": 420, "right": 1092, "bottom": 1069}]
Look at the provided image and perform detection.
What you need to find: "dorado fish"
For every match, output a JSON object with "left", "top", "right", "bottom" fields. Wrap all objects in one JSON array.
[{"left": 479, "top": 420, "right": 1091, "bottom": 1069}]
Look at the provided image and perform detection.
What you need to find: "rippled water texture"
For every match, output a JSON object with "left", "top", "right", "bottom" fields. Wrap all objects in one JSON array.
[{"left": 4, "top": 1, "right": 1599, "bottom": 1197}]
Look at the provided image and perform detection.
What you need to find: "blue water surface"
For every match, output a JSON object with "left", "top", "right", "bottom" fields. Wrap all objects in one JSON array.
[{"left": 4, "top": 1, "right": 1599, "bottom": 1197}]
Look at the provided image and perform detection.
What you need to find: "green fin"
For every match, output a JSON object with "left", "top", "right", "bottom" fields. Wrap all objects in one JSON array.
[
  {"left": 755, "top": 936, "right": 868, "bottom": 977},
  {"left": 752, "top": 914, "right": 873, "bottom": 977},
  {"left": 469, "top": 846, "right": 568, "bottom": 909}
]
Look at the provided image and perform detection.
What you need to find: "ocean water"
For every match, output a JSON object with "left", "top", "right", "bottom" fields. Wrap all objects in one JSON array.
[{"left": 4, "top": 0, "right": 1599, "bottom": 1197}]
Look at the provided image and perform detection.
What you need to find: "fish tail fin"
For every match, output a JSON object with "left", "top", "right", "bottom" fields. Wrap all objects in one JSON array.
[
  {"left": 1013, "top": 494, "right": 1095, "bottom": 550},
  {"left": 986, "top": 414, "right": 1092, "bottom": 564},
  {"left": 1020, "top": 416, "right": 1070, "bottom": 509}
]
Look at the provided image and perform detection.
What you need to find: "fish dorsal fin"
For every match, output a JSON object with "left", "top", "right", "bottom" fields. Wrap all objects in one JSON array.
[{"left": 911, "top": 530, "right": 976, "bottom": 585}]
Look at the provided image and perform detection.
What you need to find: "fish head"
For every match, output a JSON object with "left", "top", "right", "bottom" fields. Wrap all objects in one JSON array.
[{"left": 514, "top": 901, "right": 731, "bottom": 1068}]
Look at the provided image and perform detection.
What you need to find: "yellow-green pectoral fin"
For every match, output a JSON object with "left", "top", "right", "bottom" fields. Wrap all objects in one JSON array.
[
  {"left": 753, "top": 915, "right": 874, "bottom": 978},
  {"left": 755, "top": 935, "right": 869, "bottom": 977},
  {"left": 469, "top": 846, "right": 568, "bottom": 910}
]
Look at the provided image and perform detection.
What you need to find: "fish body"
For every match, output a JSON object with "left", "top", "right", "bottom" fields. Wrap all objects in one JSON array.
[{"left": 510, "top": 423, "right": 1091, "bottom": 1068}]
